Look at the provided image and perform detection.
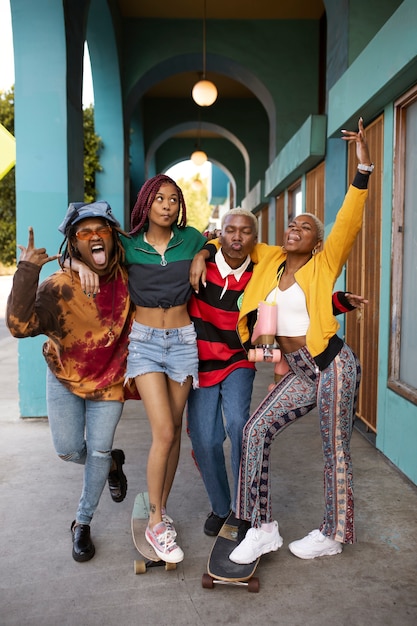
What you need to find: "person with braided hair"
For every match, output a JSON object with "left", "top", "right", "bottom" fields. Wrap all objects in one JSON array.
[
  {"left": 6, "top": 201, "right": 138, "bottom": 562},
  {"left": 122, "top": 174, "right": 207, "bottom": 563},
  {"left": 63, "top": 175, "right": 206, "bottom": 562}
]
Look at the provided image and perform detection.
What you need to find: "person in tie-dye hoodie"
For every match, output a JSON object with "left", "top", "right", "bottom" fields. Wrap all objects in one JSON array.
[{"left": 6, "top": 201, "right": 138, "bottom": 563}]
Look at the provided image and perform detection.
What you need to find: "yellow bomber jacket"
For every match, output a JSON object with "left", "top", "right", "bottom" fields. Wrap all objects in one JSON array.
[
  {"left": 238, "top": 183, "right": 368, "bottom": 359},
  {"left": 208, "top": 181, "right": 368, "bottom": 361}
]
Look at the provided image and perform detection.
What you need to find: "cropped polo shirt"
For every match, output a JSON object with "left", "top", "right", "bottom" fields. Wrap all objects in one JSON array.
[{"left": 121, "top": 225, "right": 206, "bottom": 308}]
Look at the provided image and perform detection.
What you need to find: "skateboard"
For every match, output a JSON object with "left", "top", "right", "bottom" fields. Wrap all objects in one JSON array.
[
  {"left": 247, "top": 301, "right": 289, "bottom": 377},
  {"left": 247, "top": 301, "right": 281, "bottom": 363},
  {"left": 202, "top": 512, "right": 260, "bottom": 592},
  {"left": 131, "top": 492, "right": 177, "bottom": 574}
]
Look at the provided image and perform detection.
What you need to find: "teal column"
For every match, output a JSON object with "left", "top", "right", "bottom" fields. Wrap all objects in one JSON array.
[
  {"left": 11, "top": 0, "right": 70, "bottom": 416},
  {"left": 128, "top": 112, "right": 146, "bottom": 218},
  {"left": 87, "top": 0, "right": 125, "bottom": 223}
]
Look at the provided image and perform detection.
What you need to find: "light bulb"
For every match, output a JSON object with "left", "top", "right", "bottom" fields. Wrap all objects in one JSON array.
[
  {"left": 191, "top": 150, "right": 208, "bottom": 166},
  {"left": 192, "top": 80, "right": 218, "bottom": 107}
]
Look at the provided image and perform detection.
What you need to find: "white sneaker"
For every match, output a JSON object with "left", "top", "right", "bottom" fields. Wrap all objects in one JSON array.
[
  {"left": 145, "top": 522, "right": 184, "bottom": 563},
  {"left": 289, "top": 529, "right": 343, "bottom": 559},
  {"left": 229, "top": 521, "right": 283, "bottom": 564}
]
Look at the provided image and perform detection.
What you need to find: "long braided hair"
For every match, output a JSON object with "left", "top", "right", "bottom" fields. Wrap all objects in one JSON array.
[
  {"left": 130, "top": 174, "right": 187, "bottom": 235},
  {"left": 58, "top": 219, "right": 127, "bottom": 282}
]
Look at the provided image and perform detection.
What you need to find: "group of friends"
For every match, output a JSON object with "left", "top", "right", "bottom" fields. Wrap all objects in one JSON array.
[{"left": 6, "top": 118, "right": 372, "bottom": 566}]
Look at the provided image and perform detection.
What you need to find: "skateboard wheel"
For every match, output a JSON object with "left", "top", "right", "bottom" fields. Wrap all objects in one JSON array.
[
  {"left": 271, "top": 349, "right": 282, "bottom": 362},
  {"left": 202, "top": 573, "right": 215, "bottom": 589},
  {"left": 165, "top": 562, "right": 177, "bottom": 571},
  {"left": 247, "top": 577, "right": 260, "bottom": 593},
  {"left": 248, "top": 349, "right": 256, "bottom": 362},
  {"left": 134, "top": 559, "right": 147, "bottom": 575}
]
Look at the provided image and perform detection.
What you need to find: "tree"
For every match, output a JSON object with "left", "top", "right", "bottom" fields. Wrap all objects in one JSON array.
[
  {"left": 178, "top": 175, "right": 214, "bottom": 233},
  {"left": 0, "top": 91, "right": 103, "bottom": 266},
  {"left": 83, "top": 104, "right": 103, "bottom": 204},
  {"left": 0, "top": 87, "right": 16, "bottom": 266}
]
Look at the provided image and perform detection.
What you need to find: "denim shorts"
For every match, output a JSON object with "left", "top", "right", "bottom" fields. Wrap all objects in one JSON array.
[{"left": 125, "top": 321, "right": 199, "bottom": 388}]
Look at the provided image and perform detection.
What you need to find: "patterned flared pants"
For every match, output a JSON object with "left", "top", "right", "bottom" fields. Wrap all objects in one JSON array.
[{"left": 236, "top": 343, "right": 361, "bottom": 543}]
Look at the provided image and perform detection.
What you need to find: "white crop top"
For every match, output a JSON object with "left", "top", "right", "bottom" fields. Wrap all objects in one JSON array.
[{"left": 266, "top": 282, "right": 310, "bottom": 336}]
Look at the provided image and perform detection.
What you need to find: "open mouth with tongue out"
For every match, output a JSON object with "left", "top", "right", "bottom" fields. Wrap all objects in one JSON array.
[
  {"left": 91, "top": 242, "right": 107, "bottom": 267},
  {"left": 286, "top": 233, "right": 301, "bottom": 244}
]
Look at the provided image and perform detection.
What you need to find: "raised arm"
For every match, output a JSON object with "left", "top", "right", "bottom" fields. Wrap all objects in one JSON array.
[
  {"left": 6, "top": 227, "right": 60, "bottom": 337},
  {"left": 341, "top": 117, "right": 372, "bottom": 170},
  {"left": 17, "top": 226, "right": 60, "bottom": 268}
]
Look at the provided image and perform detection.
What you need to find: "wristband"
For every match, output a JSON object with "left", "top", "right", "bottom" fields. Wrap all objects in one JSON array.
[{"left": 357, "top": 163, "right": 374, "bottom": 173}]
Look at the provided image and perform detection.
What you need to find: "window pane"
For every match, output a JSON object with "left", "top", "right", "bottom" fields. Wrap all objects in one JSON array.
[
  {"left": 399, "top": 99, "right": 417, "bottom": 388},
  {"left": 294, "top": 186, "right": 302, "bottom": 216}
]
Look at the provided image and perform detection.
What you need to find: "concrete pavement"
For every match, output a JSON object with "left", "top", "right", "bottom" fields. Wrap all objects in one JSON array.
[{"left": 0, "top": 275, "right": 416, "bottom": 626}]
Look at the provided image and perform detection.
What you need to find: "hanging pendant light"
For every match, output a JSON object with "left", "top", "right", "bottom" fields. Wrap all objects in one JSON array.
[
  {"left": 191, "top": 149, "right": 208, "bottom": 166},
  {"left": 192, "top": 0, "right": 218, "bottom": 107},
  {"left": 192, "top": 79, "right": 217, "bottom": 108},
  {"left": 191, "top": 111, "right": 208, "bottom": 166}
]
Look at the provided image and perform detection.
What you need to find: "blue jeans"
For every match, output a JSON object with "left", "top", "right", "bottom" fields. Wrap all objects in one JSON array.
[
  {"left": 187, "top": 367, "right": 256, "bottom": 518},
  {"left": 46, "top": 370, "right": 123, "bottom": 525}
]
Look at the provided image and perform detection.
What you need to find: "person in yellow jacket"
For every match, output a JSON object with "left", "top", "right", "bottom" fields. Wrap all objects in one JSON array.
[{"left": 193, "top": 117, "right": 372, "bottom": 563}]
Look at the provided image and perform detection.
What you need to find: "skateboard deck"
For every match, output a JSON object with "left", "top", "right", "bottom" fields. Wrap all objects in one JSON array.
[
  {"left": 131, "top": 492, "right": 176, "bottom": 574},
  {"left": 202, "top": 512, "right": 260, "bottom": 592}
]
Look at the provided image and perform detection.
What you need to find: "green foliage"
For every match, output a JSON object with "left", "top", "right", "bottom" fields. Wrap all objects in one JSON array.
[
  {"left": 0, "top": 87, "right": 16, "bottom": 266},
  {"left": 83, "top": 104, "right": 103, "bottom": 204},
  {"left": 0, "top": 91, "right": 103, "bottom": 267},
  {"left": 0, "top": 219, "right": 16, "bottom": 266},
  {"left": 178, "top": 175, "right": 214, "bottom": 233},
  {"left": 0, "top": 86, "right": 14, "bottom": 132}
]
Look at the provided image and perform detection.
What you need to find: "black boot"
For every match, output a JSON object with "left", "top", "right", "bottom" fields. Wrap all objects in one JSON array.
[
  {"left": 108, "top": 449, "right": 128, "bottom": 503},
  {"left": 71, "top": 520, "right": 95, "bottom": 562}
]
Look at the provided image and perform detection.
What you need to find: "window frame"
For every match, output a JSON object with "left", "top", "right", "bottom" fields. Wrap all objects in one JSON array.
[
  {"left": 287, "top": 179, "right": 302, "bottom": 222},
  {"left": 389, "top": 85, "right": 417, "bottom": 404}
]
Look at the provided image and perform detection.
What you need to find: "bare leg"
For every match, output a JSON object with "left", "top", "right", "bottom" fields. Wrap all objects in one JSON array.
[
  {"left": 161, "top": 376, "right": 192, "bottom": 507},
  {"left": 134, "top": 372, "right": 192, "bottom": 528}
]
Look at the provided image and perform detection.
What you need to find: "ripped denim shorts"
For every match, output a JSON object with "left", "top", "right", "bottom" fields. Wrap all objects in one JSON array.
[{"left": 125, "top": 321, "right": 199, "bottom": 388}]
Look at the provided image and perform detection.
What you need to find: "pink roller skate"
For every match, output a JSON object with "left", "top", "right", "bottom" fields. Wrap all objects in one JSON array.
[{"left": 247, "top": 302, "right": 282, "bottom": 364}]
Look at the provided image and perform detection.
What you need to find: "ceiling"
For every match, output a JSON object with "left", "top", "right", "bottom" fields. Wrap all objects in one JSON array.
[
  {"left": 118, "top": 0, "right": 324, "bottom": 20},
  {"left": 117, "top": 0, "right": 325, "bottom": 100},
  {"left": 116, "top": 1, "right": 325, "bottom": 151}
]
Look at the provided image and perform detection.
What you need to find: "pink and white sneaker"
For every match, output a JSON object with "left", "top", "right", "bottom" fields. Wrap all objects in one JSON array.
[
  {"left": 145, "top": 522, "right": 184, "bottom": 563},
  {"left": 161, "top": 508, "right": 176, "bottom": 536}
]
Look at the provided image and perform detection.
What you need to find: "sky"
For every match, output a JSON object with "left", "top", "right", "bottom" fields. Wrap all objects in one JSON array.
[
  {"left": 0, "top": 0, "right": 94, "bottom": 105},
  {"left": 0, "top": 0, "right": 210, "bottom": 181},
  {"left": 0, "top": 0, "right": 14, "bottom": 92}
]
